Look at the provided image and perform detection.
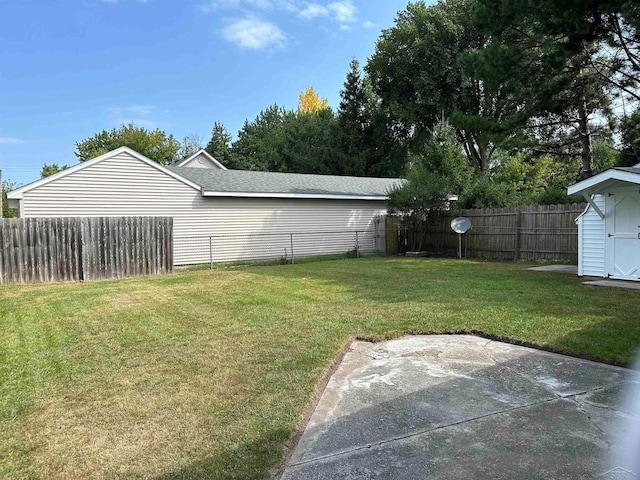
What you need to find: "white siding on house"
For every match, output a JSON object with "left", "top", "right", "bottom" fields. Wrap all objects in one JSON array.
[
  {"left": 175, "top": 198, "right": 387, "bottom": 263},
  {"left": 577, "top": 194, "right": 605, "bottom": 277},
  {"left": 20, "top": 151, "right": 387, "bottom": 265}
]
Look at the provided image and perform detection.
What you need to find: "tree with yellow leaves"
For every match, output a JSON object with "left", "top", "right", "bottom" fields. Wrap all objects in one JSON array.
[{"left": 298, "top": 86, "right": 329, "bottom": 113}]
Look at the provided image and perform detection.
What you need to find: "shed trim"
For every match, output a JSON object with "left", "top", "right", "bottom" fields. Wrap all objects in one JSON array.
[{"left": 582, "top": 192, "right": 605, "bottom": 219}]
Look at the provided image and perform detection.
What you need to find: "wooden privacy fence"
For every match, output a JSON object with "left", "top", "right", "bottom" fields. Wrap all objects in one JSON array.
[
  {"left": 0, "top": 217, "right": 173, "bottom": 285},
  {"left": 387, "top": 203, "right": 586, "bottom": 262}
]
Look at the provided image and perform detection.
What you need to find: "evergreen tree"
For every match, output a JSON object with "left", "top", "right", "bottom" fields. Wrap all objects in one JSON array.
[
  {"left": 334, "top": 58, "right": 371, "bottom": 175},
  {"left": 205, "top": 122, "right": 233, "bottom": 167},
  {"left": 468, "top": 0, "right": 633, "bottom": 178},
  {"left": 335, "top": 58, "right": 408, "bottom": 177},
  {"left": 231, "top": 105, "right": 288, "bottom": 171}
]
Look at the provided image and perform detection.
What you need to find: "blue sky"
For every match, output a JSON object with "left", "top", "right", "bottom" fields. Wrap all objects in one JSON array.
[{"left": 1, "top": 0, "right": 410, "bottom": 185}]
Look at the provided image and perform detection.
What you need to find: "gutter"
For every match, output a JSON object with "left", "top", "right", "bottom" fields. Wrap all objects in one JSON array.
[{"left": 201, "top": 191, "right": 389, "bottom": 201}]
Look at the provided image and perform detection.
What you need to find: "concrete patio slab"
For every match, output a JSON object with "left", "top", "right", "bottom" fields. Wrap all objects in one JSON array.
[
  {"left": 278, "top": 335, "right": 640, "bottom": 480},
  {"left": 584, "top": 280, "right": 640, "bottom": 290},
  {"left": 527, "top": 265, "right": 578, "bottom": 274}
]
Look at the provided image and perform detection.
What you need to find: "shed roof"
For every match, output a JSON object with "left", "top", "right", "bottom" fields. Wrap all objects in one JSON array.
[
  {"left": 166, "top": 166, "right": 404, "bottom": 200},
  {"left": 568, "top": 165, "right": 640, "bottom": 196}
]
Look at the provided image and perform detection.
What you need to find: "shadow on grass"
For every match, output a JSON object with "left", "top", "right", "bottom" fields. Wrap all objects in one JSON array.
[
  {"left": 244, "top": 257, "right": 640, "bottom": 364},
  {"left": 154, "top": 427, "right": 291, "bottom": 480}
]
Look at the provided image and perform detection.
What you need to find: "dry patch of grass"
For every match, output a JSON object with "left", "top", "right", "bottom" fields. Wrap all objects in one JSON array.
[
  {"left": 1, "top": 257, "right": 639, "bottom": 479},
  {"left": 21, "top": 367, "right": 218, "bottom": 479}
]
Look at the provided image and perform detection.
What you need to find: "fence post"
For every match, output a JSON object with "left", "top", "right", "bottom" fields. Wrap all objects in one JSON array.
[
  {"left": 514, "top": 211, "right": 521, "bottom": 261},
  {"left": 209, "top": 236, "right": 213, "bottom": 269},
  {"left": 355, "top": 231, "right": 360, "bottom": 258},
  {"left": 290, "top": 233, "right": 295, "bottom": 265}
]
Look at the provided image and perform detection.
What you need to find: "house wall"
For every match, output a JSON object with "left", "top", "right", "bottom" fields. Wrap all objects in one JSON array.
[
  {"left": 577, "top": 194, "right": 605, "bottom": 277},
  {"left": 20, "top": 151, "right": 387, "bottom": 265}
]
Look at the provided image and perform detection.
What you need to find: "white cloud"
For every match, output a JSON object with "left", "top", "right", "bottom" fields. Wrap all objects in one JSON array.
[
  {"left": 298, "top": 3, "right": 328, "bottom": 19},
  {"left": 272, "top": 0, "right": 297, "bottom": 12},
  {"left": 298, "top": 1, "right": 356, "bottom": 25},
  {"left": 362, "top": 20, "right": 376, "bottom": 29},
  {"left": 0, "top": 137, "right": 24, "bottom": 144},
  {"left": 222, "top": 18, "right": 285, "bottom": 49},
  {"left": 328, "top": 1, "right": 356, "bottom": 23}
]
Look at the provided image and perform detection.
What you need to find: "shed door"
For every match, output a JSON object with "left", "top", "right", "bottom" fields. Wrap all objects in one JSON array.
[{"left": 606, "top": 190, "right": 640, "bottom": 280}]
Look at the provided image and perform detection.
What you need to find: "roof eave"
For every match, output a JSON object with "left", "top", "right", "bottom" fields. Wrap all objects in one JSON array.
[
  {"left": 201, "top": 191, "right": 388, "bottom": 201},
  {"left": 567, "top": 169, "right": 640, "bottom": 196}
]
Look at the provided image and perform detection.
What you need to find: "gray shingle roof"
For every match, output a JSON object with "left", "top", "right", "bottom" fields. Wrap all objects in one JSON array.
[{"left": 166, "top": 166, "right": 404, "bottom": 198}]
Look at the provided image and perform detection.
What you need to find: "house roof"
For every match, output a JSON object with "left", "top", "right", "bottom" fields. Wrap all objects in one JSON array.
[
  {"left": 167, "top": 166, "right": 404, "bottom": 200},
  {"left": 567, "top": 165, "right": 640, "bottom": 196},
  {"left": 171, "top": 149, "right": 227, "bottom": 169},
  {"left": 7, "top": 146, "right": 404, "bottom": 202}
]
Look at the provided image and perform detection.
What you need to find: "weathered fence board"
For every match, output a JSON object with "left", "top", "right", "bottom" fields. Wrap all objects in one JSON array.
[
  {"left": 0, "top": 217, "right": 173, "bottom": 285},
  {"left": 387, "top": 203, "right": 586, "bottom": 262}
]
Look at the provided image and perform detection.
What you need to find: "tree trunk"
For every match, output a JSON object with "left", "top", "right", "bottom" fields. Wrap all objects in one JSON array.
[{"left": 577, "top": 98, "right": 594, "bottom": 179}]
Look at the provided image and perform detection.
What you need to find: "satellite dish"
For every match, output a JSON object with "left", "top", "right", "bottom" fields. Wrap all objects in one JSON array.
[
  {"left": 451, "top": 217, "right": 472, "bottom": 234},
  {"left": 451, "top": 217, "right": 472, "bottom": 259}
]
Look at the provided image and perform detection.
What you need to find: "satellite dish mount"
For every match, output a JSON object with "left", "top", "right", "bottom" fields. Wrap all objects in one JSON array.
[{"left": 450, "top": 217, "right": 472, "bottom": 259}]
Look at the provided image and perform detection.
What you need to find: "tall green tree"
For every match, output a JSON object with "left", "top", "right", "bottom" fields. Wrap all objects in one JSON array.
[
  {"left": 280, "top": 107, "right": 337, "bottom": 174},
  {"left": 75, "top": 123, "right": 181, "bottom": 164},
  {"left": 366, "top": 0, "right": 507, "bottom": 172},
  {"left": 231, "top": 105, "right": 288, "bottom": 171},
  {"left": 334, "top": 58, "right": 371, "bottom": 175},
  {"left": 231, "top": 104, "right": 339, "bottom": 174},
  {"left": 334, "top": 58, "right": 408, "bottom": 177},
  {"left": 468, "top": 0, "right": 636, "bottom": 178},
  {"left": 387, "top": 121, "right": 471, "bottom": 249},
  {"left": 205, "top": 122, "right": 234, "bottom": 167},
  {"left": 620, "top": 106, "right": 640, "bottom": 165}
]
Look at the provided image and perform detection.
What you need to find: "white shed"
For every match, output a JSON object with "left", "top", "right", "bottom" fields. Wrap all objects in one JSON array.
[
  {"left": 568, "top": 164, "right": 640, "bottom": 281},
  {"left": 7, "top": 147, "right": 402, "bottom": 266}
]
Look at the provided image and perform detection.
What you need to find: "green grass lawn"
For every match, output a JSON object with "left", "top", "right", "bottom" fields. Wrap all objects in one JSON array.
[{"left": 1, "top": 257, "right": 639, "bottom": 479}]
